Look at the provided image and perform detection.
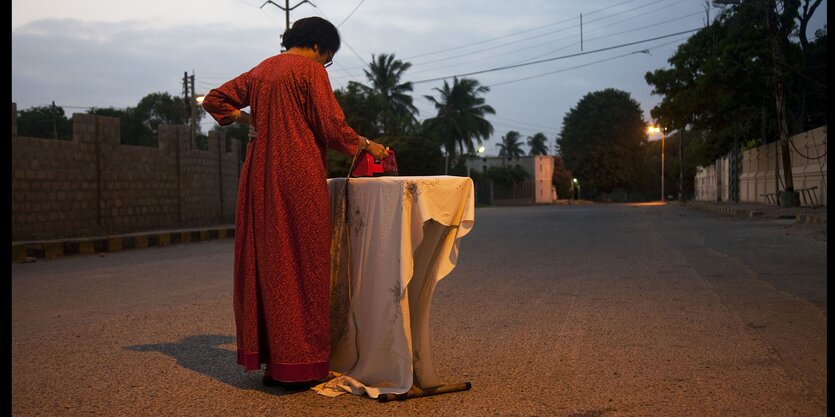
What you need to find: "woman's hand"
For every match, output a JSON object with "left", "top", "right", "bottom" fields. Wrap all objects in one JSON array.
[
  {"left": 236, "top": 110, "right": 252, "bottom": 125},
  {"left": 360, "top": 137, "right": 390, "bottom": 162}
]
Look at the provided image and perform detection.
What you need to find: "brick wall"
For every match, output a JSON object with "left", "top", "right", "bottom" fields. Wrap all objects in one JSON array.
[{"left": 11, "top": 102, "right": 241, "bottom": 241}]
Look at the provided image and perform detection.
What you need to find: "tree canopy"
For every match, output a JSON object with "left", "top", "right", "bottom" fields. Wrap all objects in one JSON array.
[
  {"left": 423, "top": 77, "right": 496, "bottom": 161},
  {"left": 352, "top": 53, "right": 419, "bottom": 136},
  {"left": 644, "top": 0, "right": 826, "bottom": 165},
  {"left": 527, "top": 132, "right": 549, "bottom": 155},
  {"left": 16, "top": 104, "right": 72, "bottom": 140},
  {"left": 557, "top": 88, "right": 647, "bottom": 197},
  {"left": 498, "top": 130, "right": 525, "bottom": 158}
]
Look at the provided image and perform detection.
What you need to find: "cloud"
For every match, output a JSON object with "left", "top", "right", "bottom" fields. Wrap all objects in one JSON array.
[{"left": 12, "top": 18, "right": 283, "bottom": 110}]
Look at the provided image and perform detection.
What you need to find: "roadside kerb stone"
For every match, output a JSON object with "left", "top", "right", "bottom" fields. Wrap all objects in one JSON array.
[{"left": 10, "top": 226, "right": 236, "bottom": 263}]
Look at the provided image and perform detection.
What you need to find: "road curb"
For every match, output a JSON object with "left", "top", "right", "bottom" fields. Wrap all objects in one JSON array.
[
  {"left": 687, "top": 202, "right": 826, "bottom": 224},
  {"left": 11, "top": 226, "right": 236, "bottom": 263},
  {"left": 796, "top": 213, "right": 828, "bottom": 224}
]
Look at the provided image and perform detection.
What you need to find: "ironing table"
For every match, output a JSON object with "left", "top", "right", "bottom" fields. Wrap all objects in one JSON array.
[{"left": 315, "top": 175, "right": 475, "bottom": 401}]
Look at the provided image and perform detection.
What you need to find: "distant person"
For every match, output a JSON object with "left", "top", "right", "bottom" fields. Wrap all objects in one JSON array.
[{"left": 202, "top": 16, "right": 389, "bottom": 389}]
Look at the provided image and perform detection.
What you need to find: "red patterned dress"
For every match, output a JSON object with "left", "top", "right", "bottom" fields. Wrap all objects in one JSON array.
[{"left": 202, "top": 53, "right": 359, "bottom": 382}]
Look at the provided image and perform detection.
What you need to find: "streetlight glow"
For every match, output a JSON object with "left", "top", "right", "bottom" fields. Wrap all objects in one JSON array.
[{"left": 648, "top": 123, "right": 666, "bottom": 202}]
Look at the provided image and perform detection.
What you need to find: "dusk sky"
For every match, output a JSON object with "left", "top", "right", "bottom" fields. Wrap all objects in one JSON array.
[{"left": 11, "top": 0, "right": 827, "bottom": 154}]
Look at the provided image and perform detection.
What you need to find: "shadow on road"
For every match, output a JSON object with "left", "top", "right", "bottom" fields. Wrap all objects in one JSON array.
[{"left": 125, "top": 334, "right": 300, "bottom": 397}]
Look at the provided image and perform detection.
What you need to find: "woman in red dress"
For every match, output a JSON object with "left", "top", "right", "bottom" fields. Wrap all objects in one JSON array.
[{"left": 202, "top": 16, "right": 389, "bottom": 388}]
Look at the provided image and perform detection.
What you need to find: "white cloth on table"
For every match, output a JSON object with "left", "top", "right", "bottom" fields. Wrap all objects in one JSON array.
[{"left": 314, "top": 176, "right": 475, "bottom": 398}]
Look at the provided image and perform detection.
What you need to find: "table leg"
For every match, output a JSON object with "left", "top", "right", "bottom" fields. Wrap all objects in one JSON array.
[{"left": 377, "top": 382, "right": 472, "bottom": 402}]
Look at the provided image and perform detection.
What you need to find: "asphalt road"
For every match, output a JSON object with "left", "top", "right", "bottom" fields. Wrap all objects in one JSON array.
[{"left": 11, "top": 203, "right": 827, "bottom": 416}]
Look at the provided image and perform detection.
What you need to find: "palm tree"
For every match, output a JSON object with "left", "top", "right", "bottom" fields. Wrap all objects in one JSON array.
[
  {"left": 498, "top": 130, "right": 525, "bottom": 158},
  {"left": 423, "top": 77, "right": 495, "bottom": 173},
  {"left": 527, "top": 132, "right": 549, "bottom": 155},
  {"left": 354, "top": 53, "right": 418, "bottom": 135}
]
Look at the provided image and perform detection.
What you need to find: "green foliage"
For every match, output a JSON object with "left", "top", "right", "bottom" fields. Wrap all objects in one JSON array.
[
  {"left": 325, "top": 134, "right": 444, "bottom": 178},
  {"left": 552, "top": 155, "right": 573, "bottom": 199},
  {"left": 423, "top": 77, "right": 496, "bottom": 162},
  {"left": 17, "top": 105, "right": 72, "bottom": 140},
  {"left": 326, "top": 148, "right": 354, "bottom": 178},
  {"left": 473, "top": 165, "right": 529, "bottom": 187},
  {"left": 645, "top": 0, "right": 827, "bottom": 164},
  {"left": 212, "top": 123, "right": 250, "bottom": 161},
  {"left": 334, "top": 82, "right": 383, "bottom": 138},
  {"left": 498, "top": 131, "right": 525, "bottom": 157},
  {"left": 135, "top": 92, "right": 191, "bottom": 138},
  {"left": 527, "top": 132, "right": 549, "bottom": 155},
  {"left": 557, "top": 88, "right": 647, "bottom": 198},
  {"left": 384, "top": 135, "right": 445, "bottom": 176},
  {"left": 195, "top": 133, "right": 209, "bottom": 150},
  {"left": 87, "top": 106, "right": 149, "bottom": 147},
  {"left": 87, "top": 92, "right": 199, "bottom": 147},
  {"left": 352, "top": 53, "right": 419, "bottom": 136}
]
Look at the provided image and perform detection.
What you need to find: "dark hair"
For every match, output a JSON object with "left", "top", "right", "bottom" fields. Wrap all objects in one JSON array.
[{"left": 281, "top": 16, "right": 341, "bottom": 54}]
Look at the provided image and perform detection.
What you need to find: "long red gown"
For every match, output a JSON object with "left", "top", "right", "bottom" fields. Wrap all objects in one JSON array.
[{"left": 202, "top": 53, "right": 360, "bottom": 382}]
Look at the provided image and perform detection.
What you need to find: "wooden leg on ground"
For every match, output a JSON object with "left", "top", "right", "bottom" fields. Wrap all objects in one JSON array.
[{"left": 377, "top": 382, "right": 471, "bottom": 403}]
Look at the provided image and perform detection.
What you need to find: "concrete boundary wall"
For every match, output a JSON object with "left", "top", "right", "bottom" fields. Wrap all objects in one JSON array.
[
  {"left": 695, "top": 125, "right": 827, "bottom": 206},
  {"left": 11, "top": 102, "right": 242, "bottom": 241}
]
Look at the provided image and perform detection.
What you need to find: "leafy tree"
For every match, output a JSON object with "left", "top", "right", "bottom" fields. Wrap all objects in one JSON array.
[
  {"left": 212, "top": 123, "right": 251, "bottom": 161},
  {"left": 88, "top": 93, "right": 200, "bottom": 147},
  {"left": 527, "top": 132, "right": 549, "bottom": 155},
  {"left": 645, "top": 0, "right": 826, "bottom": 160},
  {"left": 87, "top": 106, "right": 147, "bottom": 147},
  {"left": 16, "top": 104, "right": 72, "bottom": 140},
  {"left": 423, "top": 77, "right": 495, "bottom": 171},
  {"left": 557, "top": 88, "right": 647, "bottom": 198},
  {"left": 552, "top": 155, "right": 573, "bottom": 199},
  {"left": 646, "top": 9, "right": 772, "bottom": 162},
  {"left": 498, "top": 130, "right": 525, "bottom": 158},
  {"left": 383, "top": 135, "right": 445, "bottom": 176},
  {"left": 477, "top": 165, "right": 529, "bottom": 187},
  {"left": 334, "top": 82, "right": 382, "bottom": 138},
  {"left": 87, "top": 107, "right": 124, "bottom": 119},
  {"left": 354, "top": 53, "right": 419, "bottom": 136},
  {"left": 134, "top": 92, "right": 192, "bottom": 141}
]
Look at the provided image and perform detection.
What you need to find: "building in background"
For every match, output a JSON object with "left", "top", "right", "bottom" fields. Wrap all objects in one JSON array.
[{"left": 465, "top": 155, "right": 556, "bottom": 204}]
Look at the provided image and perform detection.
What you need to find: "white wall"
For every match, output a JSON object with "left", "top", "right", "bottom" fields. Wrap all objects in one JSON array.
[{"left": 695, "top": 125, "right": 827, "bottom": 206}]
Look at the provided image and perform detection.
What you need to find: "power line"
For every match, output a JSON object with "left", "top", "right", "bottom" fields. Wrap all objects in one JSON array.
[
  {"left": 337, "top": 0, "right": 366, "bottom": 28},
  {"left": 328, "top": 0, "right": 680, "bottom": 75},
  {"left": 405, "top": 0, "right": 652, "bottom": 61},
  {"left": 411, "top": 28, "right": 701, "bottom": 85},
  {"left": 364, "top": 8, "right": 701, "bottom": 82},
  {"left": 490, "top": 116, "right": 557, "bottom": 132},
  {"left": 487, "top": 36, "right": 689, "bottom": 88},
  {"left": 311, "top": 4, "right": 368, "bottom": 72}
]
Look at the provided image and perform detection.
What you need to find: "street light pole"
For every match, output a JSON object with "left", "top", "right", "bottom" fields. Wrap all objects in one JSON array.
[
  {"left": 661, "top": 127, "right": 665, "bottom": 202},
  {"left": 648, "top": 124, "right": 665, "bottom": 202}
]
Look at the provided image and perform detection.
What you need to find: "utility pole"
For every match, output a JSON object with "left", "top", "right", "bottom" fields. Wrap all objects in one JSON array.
[
  {"left": 190, "top": 70, "right": 196, "bottom": 149},
  {"left": 51, "top": 101, "right": 58, "bottom": 140},
  {"left": 711, "top": 0, "right": 797, "bottom": 206},
  {"left": 679, "top": 129, "right": 685, "bottom": 202},
  {"left": 260, "top": 0, "right": 317, "bottom": 33},
  {"left": 766, "top": 0, "right": 797, "bottom": 207},
  {"left": 183, "top": 71, "right": 197, "bottom": 149}
]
